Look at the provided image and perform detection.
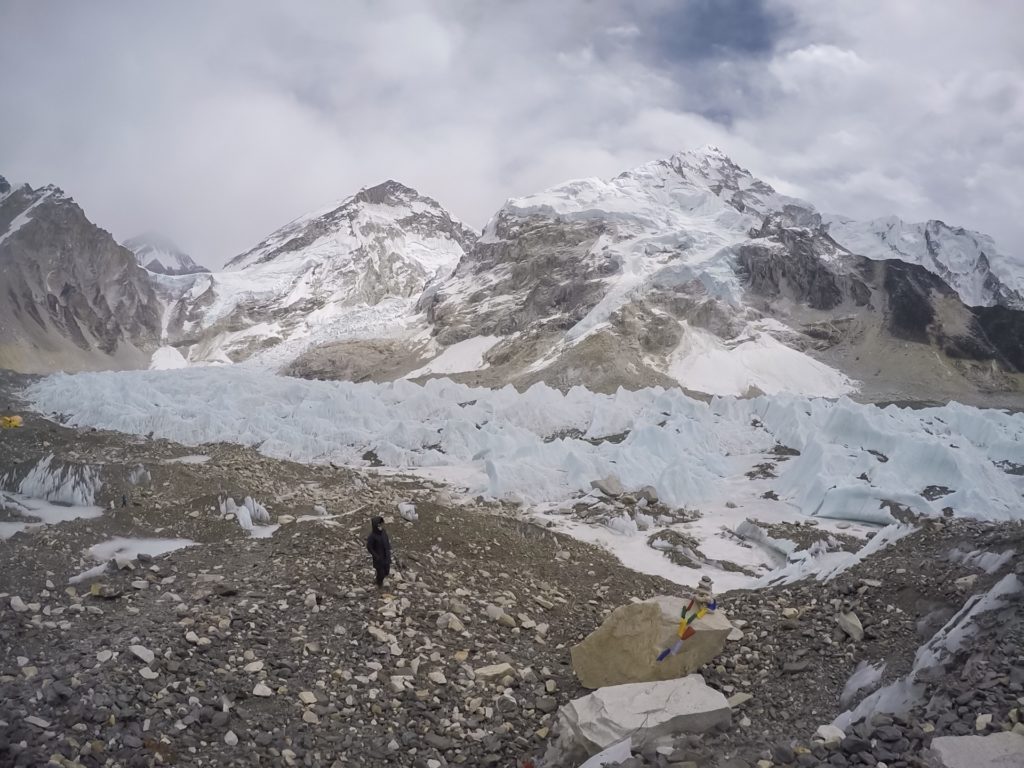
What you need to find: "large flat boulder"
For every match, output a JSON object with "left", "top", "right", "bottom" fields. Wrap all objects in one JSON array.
[
  {"left": 571, "top": 595, "right": 732, "bottom": 688},
  {"left": 930, "top": 732, "right": 1024, "bottom": 768},
  {"left": 544, "top": 674, "right": 730, "bottom": 765}
]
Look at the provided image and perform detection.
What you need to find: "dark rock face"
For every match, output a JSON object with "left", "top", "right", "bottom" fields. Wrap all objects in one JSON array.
[
  {"left": 424, "top": 213, "right": 613, "bottom": 345},
  {"left": 880, "top": 260, "right": 945, "bottom": 343},
  {"left": 735, "top": 215, "right": 1024, "bottom": 380},
  {"left": 970, "top": 306, "right": 1024, "bottom": 371},
  {"left": 737, "top": 222, "right": 871, "bottom": 311},
  {"left": 0, "top": 181, "right": 162, "bottom": 373}
]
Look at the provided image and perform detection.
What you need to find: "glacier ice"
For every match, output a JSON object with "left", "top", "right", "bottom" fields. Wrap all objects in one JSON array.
[
  {"left": 21, "top": 368, "right": 1024, "bottom": 584},
  {"left": 219, "top": 495, "right": 271, "bottom": 531},
  {"left": 26, "top": 369, "right": 1023, "bottom": 522},
  {"left": 3, "top": 454, "right": 102, "bottom": 507}
]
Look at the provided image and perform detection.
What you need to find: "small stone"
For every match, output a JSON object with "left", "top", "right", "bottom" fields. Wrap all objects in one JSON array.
[
  {"left": 10, "top": 596, "right": 29, "bottom": 612},
  {"left": 25, "top": 715, "right": 50, "bottom": 729},
  {"left": 841, "top": 736, "right": 870, "bottom": 754},
  {"left": 299, "top": 691, "right": 317, "bottom": 705},
  {"left": 96, "top": 650, "right": 113, "bottom": 663},
  {"left": 836, "top": 612, "right": 864, "bottom": 642},
  {"left": 244, "top": 660, "right": 264, "bottom": 673},
  {"left": 437, "top": 613, "right": 465, "bottom": 632},
  {"left": 139, "top": 667, "right": 159, "bottom": 680},
  {"left": 772, "top": 743, "right": 796, "bottom": 764},
  {"left": 535, "top": 696, "right": 557, "bottom": 713},
  {"left": 955, "top": 574, "right": 978, "bottom": 591},
  {"left": 728, "top": 692, "right": 753, "bottom": 708},
  {"left": 253, "top": 682, "right": 273, "bottom": 697},
  {"left": 475, "top": 662, "right": 514, "bottom": 681},
  {"left": 782, "top": 607, "right": 799, "bottom": 619},
  {"left": 534, "top": 596, "right": 554, "bottom": 610},
  {"left": 428, "top": 671, "right": 447, "bottom": 685},
  {"left": 976, "top": 713, "right": 992, "bottom": 731},
  {"left": 129, "top": 644, "right": 155, "bottom": 665},
  {"left": 816, "top": 724, "right": 845, "bottom": 747},
  {"left": 224, "top": 730, "right": 238, "bottom": 746},
  {"left": 302, "top": 711, "right": 319, "bottom": 724}
]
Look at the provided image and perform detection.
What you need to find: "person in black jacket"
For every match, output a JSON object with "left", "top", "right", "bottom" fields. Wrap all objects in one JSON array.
[{"left": 366, "top": 516, "right": 391, "bottom": 589}]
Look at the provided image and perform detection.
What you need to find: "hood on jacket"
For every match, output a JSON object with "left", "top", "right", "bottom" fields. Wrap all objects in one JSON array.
[{"left": 371, "top": 516, "right": 385, "bottom": 532}]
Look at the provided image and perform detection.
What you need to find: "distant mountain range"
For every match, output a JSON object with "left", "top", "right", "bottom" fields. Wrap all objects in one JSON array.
[
  {"left": 1, "top": 150, "right": 1021, "bottom": 405},
  {"left": 123, "top": 232, "right": 209, "bottom": 276}
]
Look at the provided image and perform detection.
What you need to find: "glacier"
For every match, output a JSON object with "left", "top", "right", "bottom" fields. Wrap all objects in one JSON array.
[{"left": 22, "top": 368, "right": 1024, "bottom": 586}]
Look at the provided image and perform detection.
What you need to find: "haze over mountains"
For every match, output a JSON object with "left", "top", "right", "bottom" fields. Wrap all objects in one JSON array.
[{"left": 1, "top": 149, "right": 1022, "bottom": 404}]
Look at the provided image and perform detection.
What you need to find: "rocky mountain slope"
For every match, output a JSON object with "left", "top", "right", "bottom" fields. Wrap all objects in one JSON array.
[
  {"left": 3, "top": 151, "right": 1022, "bottom": 405},
  {"left": 409, "top": 148, "right": 1024, "bottom": 403},
  {"left": 123, "top": 232, "right": 209, "bottom": 276},
  {"left": 0, "top": 175, "right": 162, "bottom": 373}
]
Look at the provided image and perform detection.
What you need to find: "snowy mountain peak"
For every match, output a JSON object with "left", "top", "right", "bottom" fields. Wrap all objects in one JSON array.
[
  {"left": 823, "top": 214, "right": 1024, "bottom": 308},
  {"left": 163, "top": 179, "right": 478, "bottom": 366},
  {"left": 124, "top": 232, "right": 209, "bottom": 276},
  {"left": 352, "top": 179, "right": 423, "bottom": 207},
  {"left": 225, "top": 180, "right": 474, "bottom": 272}
]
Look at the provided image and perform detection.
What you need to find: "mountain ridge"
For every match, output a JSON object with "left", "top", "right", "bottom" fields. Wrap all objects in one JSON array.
[
  {"left": 123, "top": 232, "right": 210, "bottom": 276},
  {"left": 1, "top": 155, "right": 1021, "bottom": 404}
]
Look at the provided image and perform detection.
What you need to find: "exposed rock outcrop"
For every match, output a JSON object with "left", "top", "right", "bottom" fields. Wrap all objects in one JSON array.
[{"left": 0, "top": 176, "right": 161, "bottom": 373}]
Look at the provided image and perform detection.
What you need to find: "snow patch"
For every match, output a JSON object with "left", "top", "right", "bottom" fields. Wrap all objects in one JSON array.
[
  {"left": 670, "top": 324, "right": 857, "bottom": 397},
  {"left": 70, "top": 537, "right": 195, "bottom": 583},
  {"left": 405, "top": 336, "right": 501, "bottom": 378},
  {"left": 150, "top": 346, "right": 188, "bottom": 370}
]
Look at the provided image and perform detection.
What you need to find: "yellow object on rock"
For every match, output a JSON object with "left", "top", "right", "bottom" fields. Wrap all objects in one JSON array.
[{"left": 1, "top": 415, "right": 23, "bottom": 428}]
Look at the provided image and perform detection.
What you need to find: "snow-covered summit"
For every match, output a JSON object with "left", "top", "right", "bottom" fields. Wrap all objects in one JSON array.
[
  {"left": 161, "top": 179, "right": 477, "bottom": 366},
  {"left": 225, "top": 179, "right": 475, "bottom": 276},
  {"left": 124, "top": 232, "right": 209, "bottom": 276},
  {"left": 823, "top": 214, "right": 1024, "bottom": 308}
]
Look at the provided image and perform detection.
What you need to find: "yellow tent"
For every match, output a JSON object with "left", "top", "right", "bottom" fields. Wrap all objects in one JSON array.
[{"left": 1, "top": 415, "right": 23, "bottom": 428}]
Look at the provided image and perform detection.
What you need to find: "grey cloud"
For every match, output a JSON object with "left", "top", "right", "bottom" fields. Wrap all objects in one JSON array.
[{"left": 0, "top": 0, "right": 1020, "bottom": 269}]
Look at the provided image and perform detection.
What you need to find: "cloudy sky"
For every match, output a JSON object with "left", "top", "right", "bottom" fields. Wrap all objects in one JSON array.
[{"left": 1, "top": 1, "right": 1021, "bottom": 268}]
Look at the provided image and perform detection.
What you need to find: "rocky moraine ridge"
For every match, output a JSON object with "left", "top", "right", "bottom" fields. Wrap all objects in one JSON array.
[{"left": 1, "top": 378, "right": 1022, "bottom": 768}]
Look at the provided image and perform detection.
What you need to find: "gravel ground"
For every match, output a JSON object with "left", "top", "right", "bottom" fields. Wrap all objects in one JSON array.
[{"left": 2, "top": 377, "right": 1022, "bottom": 768}]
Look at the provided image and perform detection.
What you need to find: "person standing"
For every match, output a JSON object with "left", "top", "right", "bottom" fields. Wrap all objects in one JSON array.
[{"left": 366, "top": 516, "right": 391, "bottom": 590}]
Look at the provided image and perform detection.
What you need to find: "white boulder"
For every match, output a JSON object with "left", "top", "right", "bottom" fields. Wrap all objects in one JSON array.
[
  {"left": 930, "top": 731, "right": 1024, "bottom": 768},
  {"left": 545, "top": 674, "right": 730, "bottom": 765},
  {"left": 591, "top": 475, "right": 625, "bottom": 497},
  {"left": 571, "top": 595, "right": 732, "bottom": 688},
  {"left": 837, "top": 611, "right": 865, "bottom": 641}
]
